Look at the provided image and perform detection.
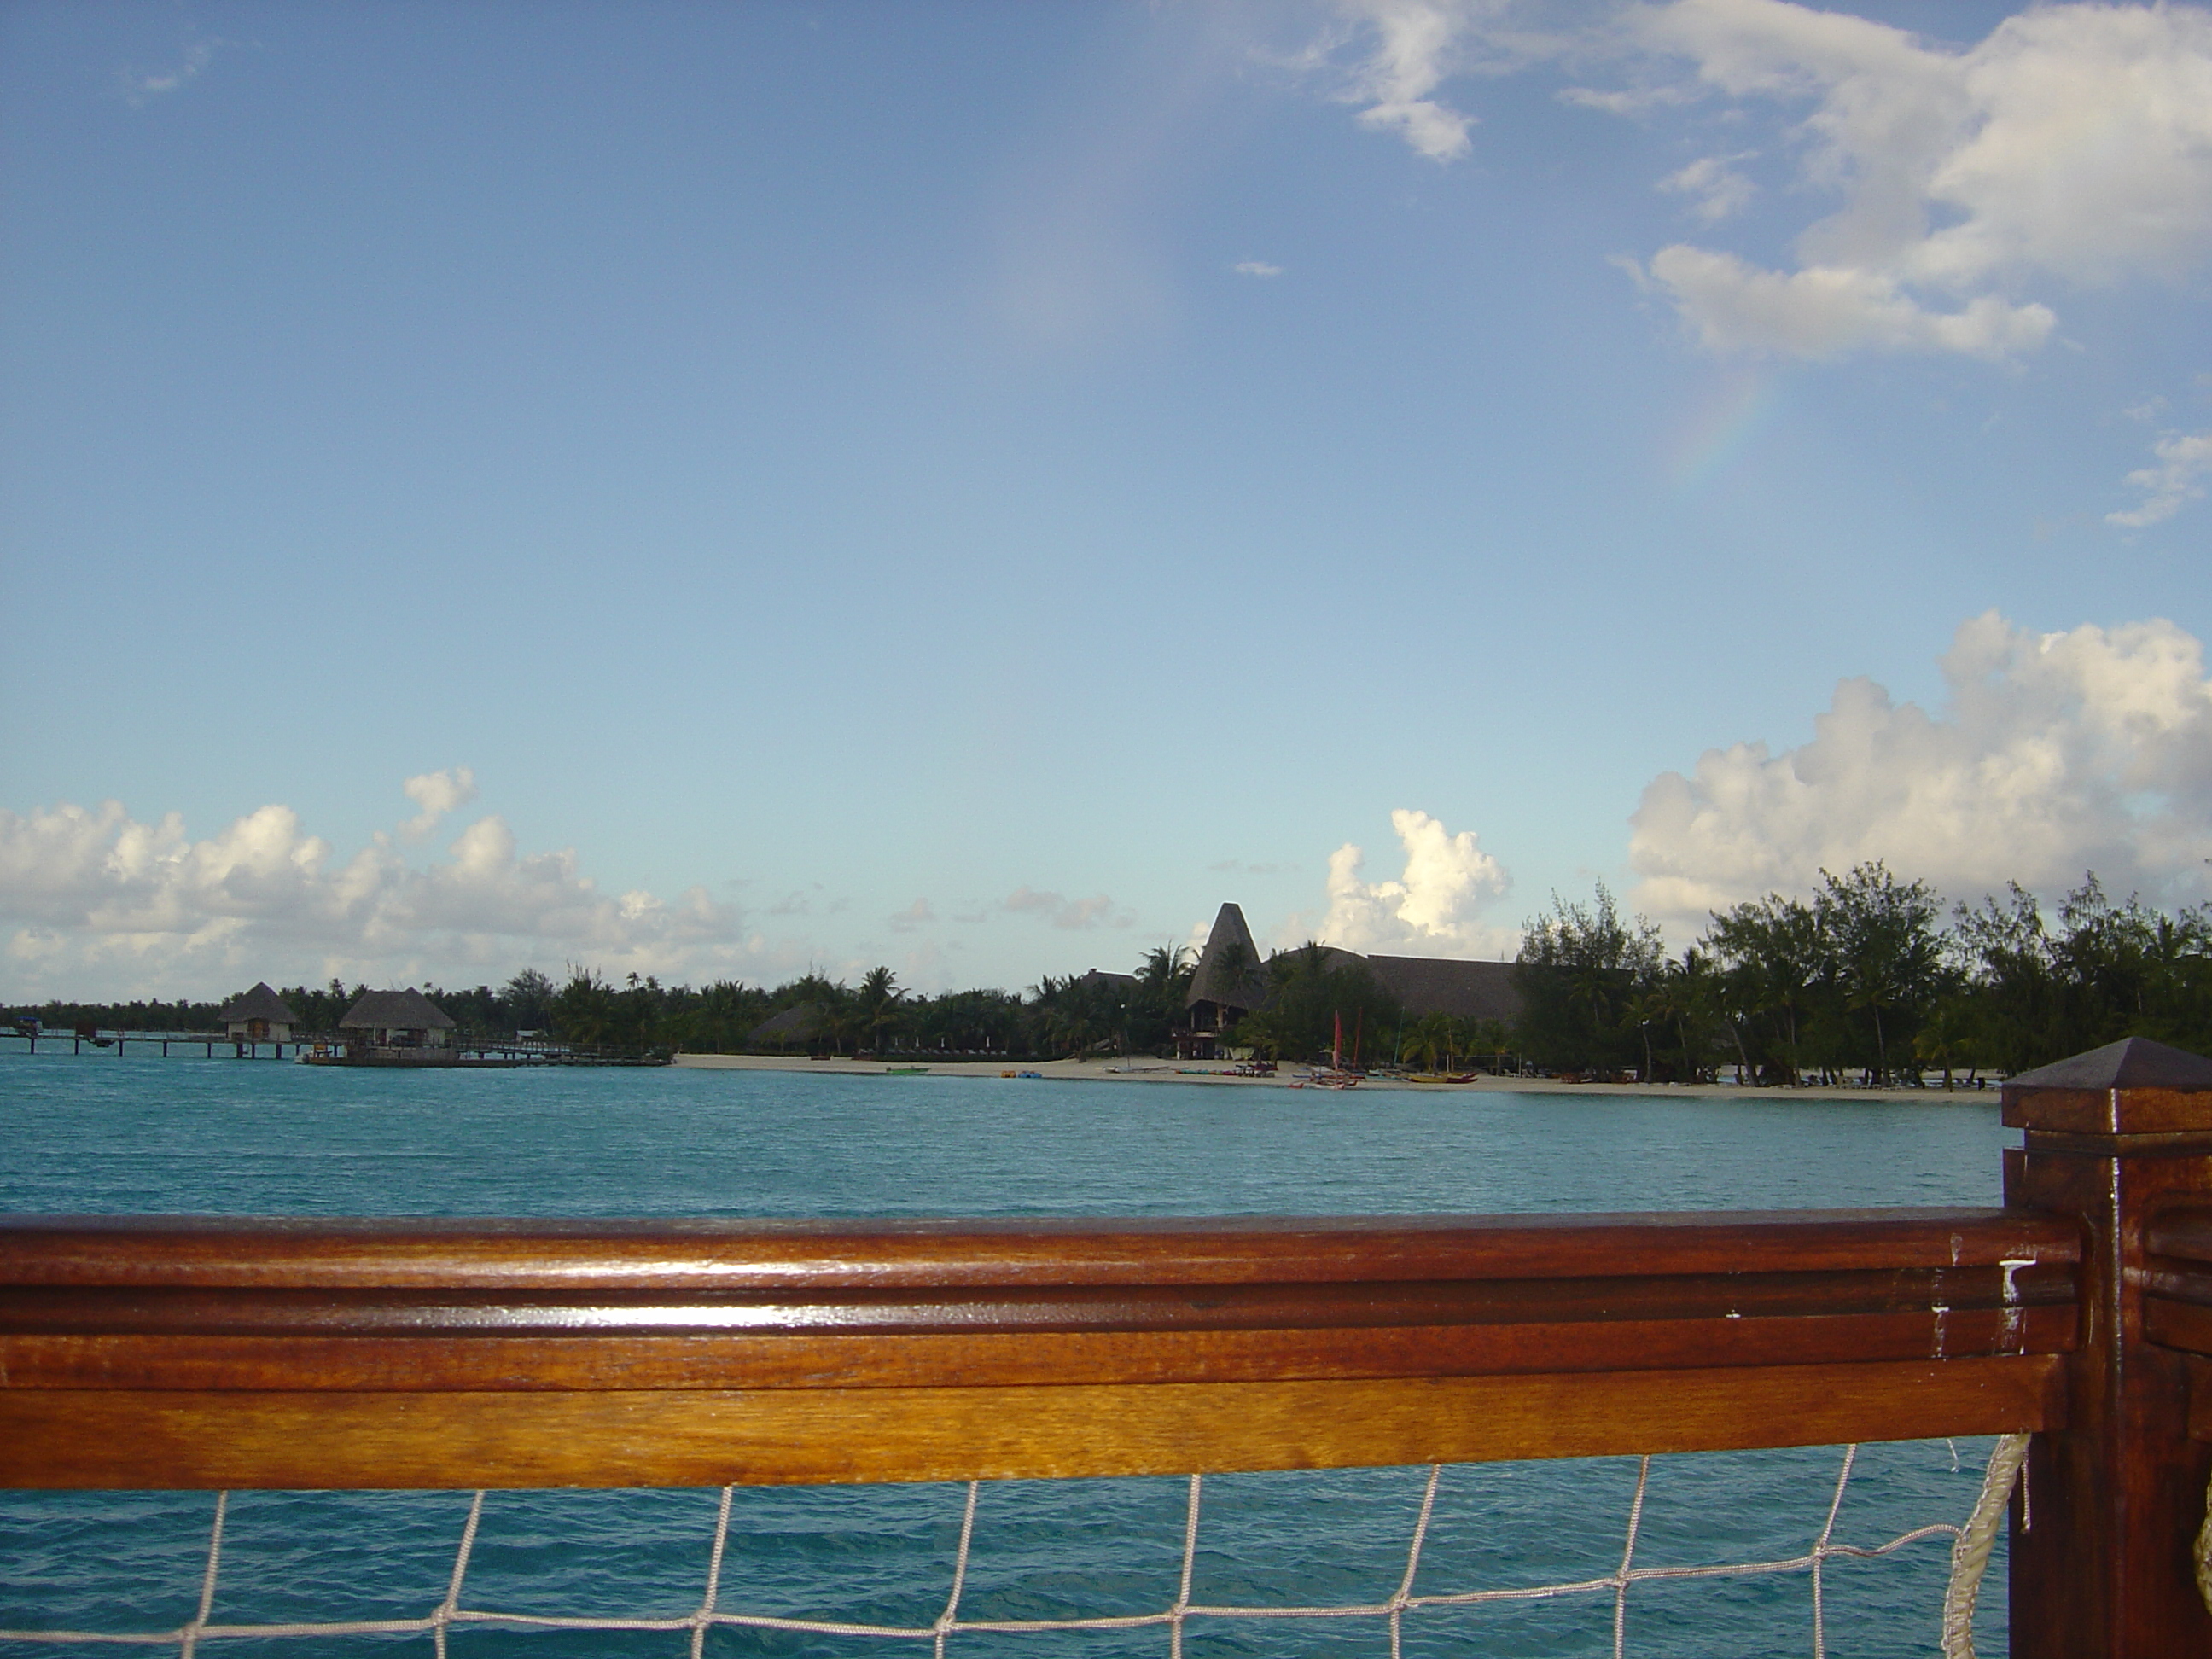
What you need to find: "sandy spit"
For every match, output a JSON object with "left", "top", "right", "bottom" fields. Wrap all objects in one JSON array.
[{"left": 670, "top": 1052, "right": 1994, "bottom": 1105}]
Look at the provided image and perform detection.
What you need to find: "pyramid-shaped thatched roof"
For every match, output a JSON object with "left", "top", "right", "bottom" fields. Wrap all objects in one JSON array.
[
  {"left": 1186, "top": 904, "right": 1270, "bottom": 1012},
  {"left": 339, "top": 988, "right": 457, "bottom": 1031},
  {"left": 217, "top": 982, "right": 297, "bottom": 1025}
]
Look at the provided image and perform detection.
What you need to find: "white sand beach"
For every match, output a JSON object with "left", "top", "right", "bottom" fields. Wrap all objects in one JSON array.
[{"left": 671, "top": 1051, "right": 1994, "bottom": 1104}]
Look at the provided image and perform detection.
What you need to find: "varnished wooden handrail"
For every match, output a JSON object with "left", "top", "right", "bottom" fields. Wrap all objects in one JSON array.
[
  {"left": 0, "top": 1208, "right": 2077, "bottom": 1487},
  {"left": 0, "top": 1208, "right": 2080, "bottom": 1288}
]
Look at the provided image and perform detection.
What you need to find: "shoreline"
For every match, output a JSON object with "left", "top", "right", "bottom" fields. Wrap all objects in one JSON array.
[{"left": 671, "top": 1052, "right": 1995, "bottom": 1104}]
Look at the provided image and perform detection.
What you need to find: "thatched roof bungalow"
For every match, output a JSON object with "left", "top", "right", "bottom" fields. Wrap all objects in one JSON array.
[
  {"left": 750, "top": 1002, "right": 829, "bottom": 1051},
  {"left": 339, "top": 989, "right": 457, "bottom": 1051},
  {"left": 217, "top": 983, "right": 298, "bottom": 1043}
]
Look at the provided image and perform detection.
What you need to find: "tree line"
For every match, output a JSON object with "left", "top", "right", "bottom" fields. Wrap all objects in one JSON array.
[
  {"left": 3, "top": 952, "right": 1203, "bottom": 1062},
  {"left": 1513, "top": 864, "right": 2212, "bottom": 1086},
  {"left": 10, "top": 862, "right": 2206, "bottom": 1079}
]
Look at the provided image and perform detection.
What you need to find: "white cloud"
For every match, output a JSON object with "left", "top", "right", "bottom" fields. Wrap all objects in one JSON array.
[
  {"left": 1310, "top": 1, "right": 2212, "bottom": 360},
  {"left": 399, "top": 766, "right": 477, "bottom": 841},
  {"left": 1234, "top": 260, "right": 1284, "bottom": 278},
  {"left": 1628, "top": 611, "right": 2212, "bottom": 930},
  {"left": 1658, "top": 153, "right": 1758, "bottom": 223},
  {"left": 1336, "top": 0, "right": 1482, "bottom": 160},
  {"left": 0, "top": 777, "right": 812, "bottom": 997},
  {"left": 2109, "top": 430, "right": 2212, "bottom": 527},
  {"left": 1004, "top": 887, "right": 1134, "bottom": 930},
  {"left": 1311, "top": 0, "right": 1563, "bottom": 163},
  {"left": 1628, "top": 0, "right": 2212, "bottom": 358},
  {"left": 1640, "top": 245, "right": 2054, "bottom": 358},
  {"left": 1286, "top": 809, "right": 1516, "bottom": 958},
  {"left": 1557, "top": 83, "right": 1692, "bottom": 115},
  {"left": 118, "top": 39, "right": 217, "bottom": 105}
]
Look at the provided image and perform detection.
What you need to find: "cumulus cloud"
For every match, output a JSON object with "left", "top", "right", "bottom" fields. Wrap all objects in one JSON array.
[
  {"left": 1288, "top": 809, "right": 1517, "bottom": 958},
  {"left": 888, "top": 899, "right": 936, "bottom": 933},
  {"left": 1658, "top": 153, "right": 1758, "bottom": 223},
  {"left": 399, "top": 766, "right": 477, "bottom": 841},
  {"left": 1630, "top": 0, "right": 2212, "bottom": 358},
  {"left": 1629, "top": 612, "right": 2212, "bottom": 931},
  {"left": 1309, "top": 2, "right": 2212, "bottom": 360},
  {"left": 0, "top": 777, "right": 802, "bottom": 997},
  {"left": 2109, "top": 430, "right": 2212, "bottom": 527},
  {"left": 1004, "top": 887, "right": 1134, "bottom": 930},
  {"left": 1234, "top": 260, "right": 1284, "bottom": 278}
]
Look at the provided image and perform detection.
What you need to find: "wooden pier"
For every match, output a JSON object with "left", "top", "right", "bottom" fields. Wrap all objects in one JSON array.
[{"left": 3, "top": 1028, "right": 666, "bottom": 1067}]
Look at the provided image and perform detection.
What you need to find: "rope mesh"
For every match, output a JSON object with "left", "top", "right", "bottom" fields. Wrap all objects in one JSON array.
[{"left": 3, "top": 1436, "right": 2028, "bottom": 1657}]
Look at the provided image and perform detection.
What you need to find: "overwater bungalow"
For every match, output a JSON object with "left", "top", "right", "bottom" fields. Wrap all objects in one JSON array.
[
  {"left": 337, "top": 988, "right": 457, "bottom": 1062},
  {"left": 217, "top": 983, "right": 298, "bottom": 1044}
]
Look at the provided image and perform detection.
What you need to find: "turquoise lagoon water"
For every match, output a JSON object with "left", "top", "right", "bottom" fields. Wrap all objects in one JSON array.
[{"left": 0, "top": 1056, "right": 2014, "bottom": 1656}]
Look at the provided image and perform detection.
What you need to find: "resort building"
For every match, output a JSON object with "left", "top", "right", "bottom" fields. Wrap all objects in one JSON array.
[
  {"left": 1179, "top": 903, "right": 1525, "bottom": 1058},
  {"left": 1364, "top": 954, "right": 1522, "bottom": 1026},
  {"left": 217, "top": 983, "right": 298, "bottom": 1044},
  {"left": 1073, "top": 968, "right": 1138, "bottom": 996},
  {"left": 1182, "top": 903, "right": 1273, "bottom": 1057},
  {"left": 748, "top": 1003, "right": 827, "bottom": 1052},
  {"left": 338, "top": 989, "right": 457, "bottom": 1057}
]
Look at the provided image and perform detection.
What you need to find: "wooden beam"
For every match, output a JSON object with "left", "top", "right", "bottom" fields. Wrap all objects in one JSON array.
[
  {"left": 0, "top": 1357, "right": 2065, "bottom": 1490},
  {"left": 2004, "top": 1045, "right": 2212, "bottom": 1658}
]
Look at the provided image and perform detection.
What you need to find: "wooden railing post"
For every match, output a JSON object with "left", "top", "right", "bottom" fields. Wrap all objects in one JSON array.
[{"left": 2004, "top": 1037, "right": 2212, "bottom": 1656}]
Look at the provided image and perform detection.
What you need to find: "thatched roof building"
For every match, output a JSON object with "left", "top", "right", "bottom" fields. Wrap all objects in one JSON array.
[
  {"left": 339, "top": 989, "right": 457, "bottom": 1048},
  {"left": 749, "top": 1003, "right": 828, "bottom": 1049},
  {"left": 1186, "top": 904, "right": 1270, "bottom": 1016},
  {"left": 217, "top": 983, "right": 298, "bottom": 1037},
  {"left": 1363, "top": 955, "right": 1522, "bottom": 1024},
  {"left": 1178, "top": 900, "right": 1527, "bottom": 1057}
]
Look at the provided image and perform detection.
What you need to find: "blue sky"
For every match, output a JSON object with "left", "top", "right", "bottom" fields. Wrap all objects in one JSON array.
[{"left": 3, "top": 0, "right": 2209, "bottom": 998}]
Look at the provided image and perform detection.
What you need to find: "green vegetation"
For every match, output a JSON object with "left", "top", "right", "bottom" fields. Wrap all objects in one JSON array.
[
  {"left": 17, "top": 864, "right": 2204, "bottom": 1081},
  {"left": 1516, "top": 865, "right": 2212, "bottom": 1086},
  {"left": 4, "top": 950, "right": 1200, "bottom": 1062},
  {"left": 1229, "top": 946, "right": 1400, "bottom": 1065}
]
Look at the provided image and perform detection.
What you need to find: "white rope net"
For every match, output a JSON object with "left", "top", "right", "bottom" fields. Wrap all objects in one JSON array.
[{"left": 2, "top": 1436, "right": 2025, "bottom": 1659}]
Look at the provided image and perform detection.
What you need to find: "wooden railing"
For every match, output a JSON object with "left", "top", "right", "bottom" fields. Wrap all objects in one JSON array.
[{"left": 4, "top": 1038, "right": 2211, "bottom": 1656}]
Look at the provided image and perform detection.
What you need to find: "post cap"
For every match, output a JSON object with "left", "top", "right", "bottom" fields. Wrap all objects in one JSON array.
[{"left": 2002, "top": 1036, "right": 2212, "bottom": 1134}]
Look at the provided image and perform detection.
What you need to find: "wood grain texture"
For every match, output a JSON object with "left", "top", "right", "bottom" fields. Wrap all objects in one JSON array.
[
  {"left": 2188, "top": 1355, "right": 2212, "bottom": 1443},
  {"left": 2005, "top": 1124, "right": 2212, "bottom": 1656},
  {"left": 0, "top": 1358, "right": 2066, "bottom": 1489},
  {"left": 2144, "top": 1295, "right": 2212, "bottom": 1361},
  {"left": 2148, "top": 1203, "right": 2212, "bottom": 1265},
  {"left": 0, "top": 1213, "right": 2081, "bottom": 1405},
  {"left": 0, "top": 1209, "right": 2078, "bottom": 1289},
  {"left": 2003, "top": 1085, "right": 2212, "bottom": 1137},
  {"left": 0, "top": 1305, "right": 2081, "bottom": 1393}
]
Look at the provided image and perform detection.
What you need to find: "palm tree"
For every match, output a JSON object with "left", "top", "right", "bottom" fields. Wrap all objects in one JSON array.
[
  {"left": 857, "top": 966, "right": 904, "bottom": 1057},
  {"left": 1405, "top": 1011, "right": 1454, "bottom": 1073}
]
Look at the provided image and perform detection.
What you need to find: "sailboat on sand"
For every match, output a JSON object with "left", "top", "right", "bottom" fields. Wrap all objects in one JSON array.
[{"left": 1294, "top": 1011, "right": 1363, "bottom": 1089}]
